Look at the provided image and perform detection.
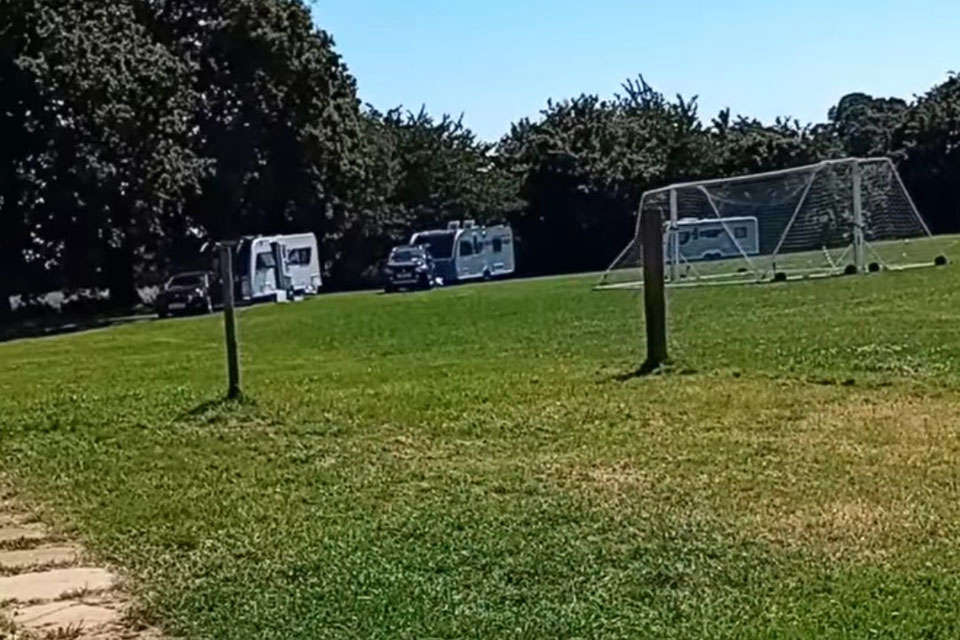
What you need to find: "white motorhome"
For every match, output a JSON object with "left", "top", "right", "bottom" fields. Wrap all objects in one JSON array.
[
  {"left": 665, "top": 216, "right": 760, "bottom": 262},
  {"left": 232, "top": 233, "right": 321, "bottom": 301},
  {"left": 410, "top": 221, "right": 515, "bottom": 283}
]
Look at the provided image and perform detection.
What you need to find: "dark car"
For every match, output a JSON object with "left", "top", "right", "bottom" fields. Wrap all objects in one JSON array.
[
  {"left": 156, "top": 271, "right": 219, "bottom": 317},
  {"left": 382, "top": 245, "right": 436, "bottom": 292}
]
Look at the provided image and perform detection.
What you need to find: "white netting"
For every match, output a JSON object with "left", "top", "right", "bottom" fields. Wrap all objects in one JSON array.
[{"left": 597, "top": 157, "right": 938, "bottom": 289}]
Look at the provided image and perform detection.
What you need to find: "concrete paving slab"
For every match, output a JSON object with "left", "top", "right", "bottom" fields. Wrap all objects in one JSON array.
[
  {"left": 0, "top": 525, "right": 48, "bottom": 545},
  {"left": 14, "top": 600, "right": 120, "bottom": 632},
  {"left": 0, "top": 567, "right": 115, "bottom": 601},
  {"left": 0, "top": 545, "right": 78, "bottom": 569}
]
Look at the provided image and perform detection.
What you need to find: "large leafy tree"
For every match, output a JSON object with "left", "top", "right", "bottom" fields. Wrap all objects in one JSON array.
[
  {"left": 0, "top": 1, "right": 46, "bottom": 315},
  {"left": 2, "top": 0, "right": 206, "bottom": 308},
  {"left": 138, "top": 0, "right": 368, "bottom": 278},
  {"left": 707, "top": 110, "right": 840, "bottom": 177},
  {"left": 892, "top": 74, "right": 960, "bottom": 233},
  {"left": 498, "top": 77, "right": 708, "bottom": 274},
  {"left": 828, "top": 92, "right": 908, "bottom": 158}
]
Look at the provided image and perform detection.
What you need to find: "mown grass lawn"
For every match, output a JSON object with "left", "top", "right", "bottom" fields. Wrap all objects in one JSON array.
[{"left": 3, "top": 239, "right": 960, "bottom": 638}]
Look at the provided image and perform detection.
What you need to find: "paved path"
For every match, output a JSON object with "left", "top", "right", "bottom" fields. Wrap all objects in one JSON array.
[{"left": 0, "top": 498, "right": 162, "bottom": 639}]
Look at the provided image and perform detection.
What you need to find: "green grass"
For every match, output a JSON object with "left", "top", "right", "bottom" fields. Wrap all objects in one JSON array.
[{"left": 2, "top": 243, "right": 960, "bottom": 638}]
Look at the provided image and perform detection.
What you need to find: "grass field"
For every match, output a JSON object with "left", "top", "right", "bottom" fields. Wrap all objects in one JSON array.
[{"left": 3, "top": 243, "right": 960, "bottom": 638}]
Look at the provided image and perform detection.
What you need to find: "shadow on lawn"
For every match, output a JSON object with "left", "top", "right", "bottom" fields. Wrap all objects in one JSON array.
[
  {"left": 609, "top": 359, "right": 699, "bottom": 381},
  {"left": 0, "top": 312, "right": 154, "bottom": 343},
  {"left": 181, "top": 394, "right": 257, "bottom": 419}
]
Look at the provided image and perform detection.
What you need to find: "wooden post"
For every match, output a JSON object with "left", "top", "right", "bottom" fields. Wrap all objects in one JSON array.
[
  {"left": 641, "top": 206, "right": 668, "bottom": 370},
  {"left": 218, "top": 243, "right": 241, "bottom": 399}
]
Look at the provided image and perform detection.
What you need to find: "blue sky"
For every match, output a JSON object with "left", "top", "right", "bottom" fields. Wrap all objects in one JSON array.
[{"left": 311, "top": 1, "right": 959, "bottom": 142}]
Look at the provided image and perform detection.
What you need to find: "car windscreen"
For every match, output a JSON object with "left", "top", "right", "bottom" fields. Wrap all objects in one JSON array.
[
  {"left": 390, "top": 250, "right": 419, "bottom": 262},
  {"left": 168, "top": 274, "right": 203, "bottom": 288},
  {"left": 412, "top": 232, "right": 454, "bottom": 259}
]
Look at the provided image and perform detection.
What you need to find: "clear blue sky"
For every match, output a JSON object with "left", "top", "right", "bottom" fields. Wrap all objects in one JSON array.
[{"left": 311, "top": 1, "right": 959, "bottom": 142}]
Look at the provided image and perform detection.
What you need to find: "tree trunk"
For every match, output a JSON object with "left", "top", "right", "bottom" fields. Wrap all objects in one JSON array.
[
  {"left": 106, "top": 238, "right": 139, "bottom": 310},
  {"left": 0, "top": 281, "right": 12, "bottom": 319}
]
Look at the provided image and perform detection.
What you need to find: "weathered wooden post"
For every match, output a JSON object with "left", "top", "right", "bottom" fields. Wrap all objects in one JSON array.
[
  {"left": 641, "top": 202, "right": 668, "bottom": 371},
  {"left": 218, "top": 242, "right": 241, "bottom": 399}
]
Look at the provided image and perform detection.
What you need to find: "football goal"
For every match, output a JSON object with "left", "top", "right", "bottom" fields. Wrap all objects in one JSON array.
[{"left": 597, "top": 157, "right": 943, "bottom": 290}]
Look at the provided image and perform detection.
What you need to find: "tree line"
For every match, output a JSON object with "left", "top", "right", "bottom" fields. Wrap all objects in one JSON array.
[{"left": 2, "top": 0, "right": 959, "bottom": 316}]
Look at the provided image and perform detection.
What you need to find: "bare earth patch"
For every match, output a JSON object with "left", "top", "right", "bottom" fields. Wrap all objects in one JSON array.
[{"left": 0, "top": 495, "right": 163, "bottom": 640}]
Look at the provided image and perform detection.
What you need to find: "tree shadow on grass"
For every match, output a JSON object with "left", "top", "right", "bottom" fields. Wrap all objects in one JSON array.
[
  {"left": 0, "top": 313, "right": 153, "bottom": 343},
  {"left": 175, "top": 394, "right": 262, "bottom": 426},
  {"left": 607, "top": 359, "right": 698, "bottom": 382}
]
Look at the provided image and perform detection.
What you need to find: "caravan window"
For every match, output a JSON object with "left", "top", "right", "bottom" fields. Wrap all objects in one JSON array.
[
  {"left": 288, "top": 247, "right": 311, "bottom": 265},
  {"left": 734, "top": 226, "right": 747, "bottom": 239},
  {"left": 700, "top": 228, "right": 724, "bottom": 239},
  {"left": 492, "top": 237, "right": 502, "bottom": 253},
  {"left": 414, "top": 232, "right": 454, "bottom": 259},
  {"left": 459, "top": 240, "right": 474, "bottom": 256},
  {"left": 255, "top": 252, "right": 276, "bottom": 269},
  {"left": 678, "top": 232, "right": 690, "bottom": 245}
]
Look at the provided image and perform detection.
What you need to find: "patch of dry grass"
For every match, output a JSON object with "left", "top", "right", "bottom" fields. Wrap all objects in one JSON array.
[{"left": 544, "top": 385, "right": 960, "bottom": 561}]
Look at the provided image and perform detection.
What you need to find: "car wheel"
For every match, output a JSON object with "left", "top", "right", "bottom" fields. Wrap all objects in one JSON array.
[{"left": 482, "top": 269, "right": 492, "bottom": 281}]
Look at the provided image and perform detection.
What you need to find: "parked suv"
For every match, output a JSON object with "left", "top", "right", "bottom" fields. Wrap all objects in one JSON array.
[
  {"left": 382, "top": 245, "right": 436, "bottom": 292},
  {"left": 156, "top": 271, "right": 219, "bottom": 317}
]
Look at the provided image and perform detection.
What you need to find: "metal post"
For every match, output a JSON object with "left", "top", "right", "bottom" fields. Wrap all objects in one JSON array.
[
  {"left": 218, "top": 243, "right": 241, "bottom": 399},
  {"left": 641, "top": 207, "right": 668, "bottom": 370},
  {"left": 669, "top": 189, "right": 679, "bottom": 282},
  {"left": 852, "top": 160, "right": 865, "bottom": 273}
]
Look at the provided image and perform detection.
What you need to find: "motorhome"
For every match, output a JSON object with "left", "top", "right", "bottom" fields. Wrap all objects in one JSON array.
[
  {"left": 409, "top": 221, "right": 515, "bottom": 283},
  {"left": 228, "top": 233, "right": 321, "bottom": 302},
  {"left": 665, "top": 216, "right": 760, "bottom": 262}
]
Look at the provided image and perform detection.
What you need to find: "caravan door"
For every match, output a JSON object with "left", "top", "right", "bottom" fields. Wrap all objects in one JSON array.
[
  {"left": 455, "top": 231, "right": 484, "bottom": 280},
  {"left": 484, "top": 226, "right": 515, "bottom": 276},
  {"left": 281, "top": 233, "right": 321, "bottom": 293}
]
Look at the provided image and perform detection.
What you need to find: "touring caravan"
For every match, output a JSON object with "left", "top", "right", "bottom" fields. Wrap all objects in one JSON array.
[
  {"left": 230, "top": 233, "right": 321, "bottom": 301},
  {"left": 279, "top": 233, "right": 322, "bottom": 294},
  {"left": 410, "top": 221, "right": 515, "bottom": 283},
  {"left": 665, "top": 216, "right": 759, "bottom": 262}
]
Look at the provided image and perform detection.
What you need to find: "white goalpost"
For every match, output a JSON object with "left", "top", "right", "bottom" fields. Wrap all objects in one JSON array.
[{"left": 597, "top": 157, "right": 942, "bottom": 291}]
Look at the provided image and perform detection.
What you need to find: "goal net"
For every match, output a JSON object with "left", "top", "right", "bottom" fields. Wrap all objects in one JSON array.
[{"left": 597, "top": 157, "right": 940, "bottom": 289}]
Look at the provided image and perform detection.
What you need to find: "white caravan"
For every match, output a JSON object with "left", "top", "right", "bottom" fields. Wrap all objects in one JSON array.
[
  {"left": 410, "top": 221, "right": 515, "bottom": 283},
  {"left": 280, "top": 233, "right": 322, "bottom": 294},
  {"left": 234, "top": 233, "right": 321, "bottom": 301},
  {"left": 665, "top": 216, "right": 759, "bottom": 262}
]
